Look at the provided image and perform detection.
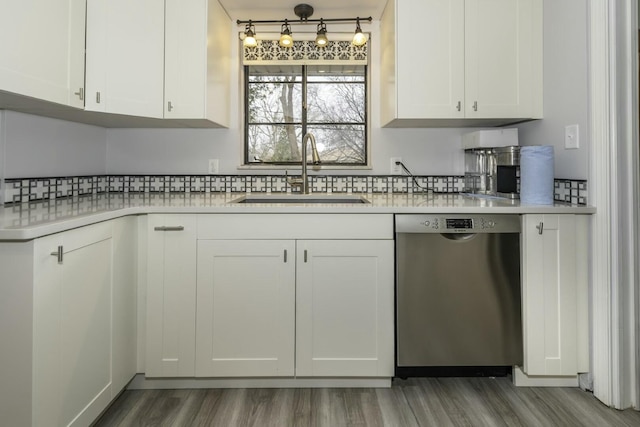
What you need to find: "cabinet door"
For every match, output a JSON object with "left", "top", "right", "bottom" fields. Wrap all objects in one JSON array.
[
  {"left": 33, "top": 222, "right": 113, "bottom": 427},
  {"left": 164, "top": 0, "right": 207, "bottom": 119},
  {"left": 196, "top": 240, "right": 296, "bottom": 377},
  {"left": 396, "top": 0, "right": 465, "bottom": 119},
  {"left": 146, "top": 215, "right": 197, "bottom": 377},
  {"left": 164, "top": 0, "right": 230, "bottom": 124},
  {"left": 0, "top": 0, "right": 85, "bottom": 108},
  {"left": 112, "top": 217, "right": 138, "bottom": 393},
  {"left": 85, "top": 0, "right": 164, "bottom": 117},
  {"left": 296, "top": 240, "right": 394, "bottom": 377},
  {"left": 465, "top": 0, "right": 540, "bottom": 118},
  {"left": 521, "top": 214, "right": 579, "bottom": 376}
]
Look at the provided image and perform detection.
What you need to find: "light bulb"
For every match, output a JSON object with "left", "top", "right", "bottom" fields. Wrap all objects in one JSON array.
[
  {"left": 280, "top": 20, "right": 293, "bottom": 48},
  {"left": 279, "top": 34, "right": 293, "bottom": 47},
  {"left": 243, "top": 33, "right": 257, "bottom": 48},
  {"left": 352, "top": 18, "right": 367, "bottom": 46},
  {"left": 243, "top": 23, "right": 257, "bottom": 48},
  {"left": 316, "top": 20, "right": 328, "bottom": 47}
]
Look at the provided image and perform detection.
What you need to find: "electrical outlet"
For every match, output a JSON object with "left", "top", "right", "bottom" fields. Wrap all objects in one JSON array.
[
  {"left": 208, "top": 159, "right": 219, "bottom": 174},
  {"left": 565, "top": 124, "right": 579, "bottom": 149},
  {"left": 390, "top": 157, "right": 402, "bottom": 174}
]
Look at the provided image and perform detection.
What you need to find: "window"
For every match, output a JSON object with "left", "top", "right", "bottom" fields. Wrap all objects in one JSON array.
[{"left": 244, "top": 64, "right": 367, "bottom": 166}]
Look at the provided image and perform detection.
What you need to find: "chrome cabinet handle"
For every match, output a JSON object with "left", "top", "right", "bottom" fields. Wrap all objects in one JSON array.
[
  {"left": 51, "top": 246, "right": 63, "bottom": 264},
  {"left": 304, "top": 249, "right": 308, "bottom": 263},
  {"left": 536, "top": 222, "right": 544, "bottom": 235},
  {"left": 96, "top": 92, "right": 101, "bottom": 103},
  {"left": 168, "top": 101, "right": 173, "bottom": 112},
  {"left": 456, "top": 101, "right": 461, "bottom": 112},
  {"left": 74, "top": 88, "right": 84, "bottom": 100},
  {"left": 154, "top": 226, "right": 185, "bottom": 231},
  {"left": 473, "top": 101, "right": 478, "bottom": 111},
  {"left": 284, "top": 249, "right": 288, "bottom": 263}
]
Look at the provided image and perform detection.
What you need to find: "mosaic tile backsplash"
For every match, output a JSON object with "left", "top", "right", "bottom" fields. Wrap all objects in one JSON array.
[{"left": 3, "top": 175, "right": 588, "bottom": 205}]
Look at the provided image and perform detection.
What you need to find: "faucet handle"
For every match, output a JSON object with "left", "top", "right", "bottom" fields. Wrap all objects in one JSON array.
[{"left": 285, "top": 171, "right": 303, "bottom": 187}]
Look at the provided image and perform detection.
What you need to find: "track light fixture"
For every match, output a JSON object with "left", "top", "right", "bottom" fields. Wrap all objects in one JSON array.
[
  {"left": 315, "top": 19, "right": 328, "bottom": 47},
  {"left": 238, "top": 3, "right": 371, "bottom": 48},
  {"left": 352, "top": 17, "right": 367, "bottom": 46},
  {"left": 279, "top": 19, "right": 293, "bottom": 48},
  {"left": 243, "top": 21, "right": 257, "bottom": 48}
]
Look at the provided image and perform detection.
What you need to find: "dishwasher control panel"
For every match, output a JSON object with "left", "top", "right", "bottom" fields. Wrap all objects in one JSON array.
[{"left": 396, "top": 214, "right": 521, "bottom": 233}]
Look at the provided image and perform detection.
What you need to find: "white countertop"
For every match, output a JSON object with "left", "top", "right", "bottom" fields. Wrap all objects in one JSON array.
[{"left": 0, "top": 192, "right": 596, "bottom": 240}]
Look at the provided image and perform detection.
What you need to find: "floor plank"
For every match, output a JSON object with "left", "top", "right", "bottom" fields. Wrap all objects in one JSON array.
[{"left": 94, "top": 377, "right": 640, "bottom": 427}]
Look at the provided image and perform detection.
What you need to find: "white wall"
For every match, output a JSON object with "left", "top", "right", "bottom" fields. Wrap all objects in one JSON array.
[
  {"left": 105, "top": 127, "right": 471, "bottom": 176},
  {"left": 3, "top": 111, "right": 107, "bottom": 178},
  {"left": 516, "top": 0, "right": 589, "bottom": 180}
]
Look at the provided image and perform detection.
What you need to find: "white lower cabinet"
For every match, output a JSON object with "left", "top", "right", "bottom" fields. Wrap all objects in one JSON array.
[
  {"left": 296, "top": 240, "right": 395, "bottom": 377},
  {"left": 0, "top": 220, "right": 137, "bottom": 427},
  {"left": 145, "top": 215, "right": 197, "bottom": 377},
  {"left": 520, "top": 214, "right": 589, "bottom": 378},
  {"left": 146, "top": 214, "right": 395, "bottom": 379},
  {"left": 195, "top": 240, "right": 296, "bottom": 377},
  {"left": 33, "top": 223, "right": 113, "bottom": 427}
]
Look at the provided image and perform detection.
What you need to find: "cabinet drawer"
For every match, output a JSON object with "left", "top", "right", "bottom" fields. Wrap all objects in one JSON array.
[{"left": 197, "top": 214, "right": 393, "bottom": 240}]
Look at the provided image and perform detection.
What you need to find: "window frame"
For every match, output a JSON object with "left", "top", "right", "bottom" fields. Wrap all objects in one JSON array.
[{"left": 243, "top": 64, "right": 369, "bottom": 167}]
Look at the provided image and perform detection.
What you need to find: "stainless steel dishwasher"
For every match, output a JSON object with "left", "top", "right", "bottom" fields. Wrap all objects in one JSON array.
[{"left": 395, "top": 214, "right": 522, "bottom": 377}]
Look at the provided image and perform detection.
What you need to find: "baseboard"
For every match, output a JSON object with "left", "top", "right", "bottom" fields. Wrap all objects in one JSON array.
[
  {"left": 512, "top": 366, "right": 579, "bottom": 387},
  {"left": 127, "top": 374, "right": 392, "bottom": 389}
]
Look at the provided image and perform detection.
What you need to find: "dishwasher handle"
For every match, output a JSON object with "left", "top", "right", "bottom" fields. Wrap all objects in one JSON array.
[{"left": 440, "top": 233, "right": 477, "bottom": 241}]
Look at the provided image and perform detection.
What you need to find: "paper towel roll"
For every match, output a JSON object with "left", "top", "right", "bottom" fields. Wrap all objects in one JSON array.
[{"left": 520, "top": 146, "right": 554, "bottom": 204}]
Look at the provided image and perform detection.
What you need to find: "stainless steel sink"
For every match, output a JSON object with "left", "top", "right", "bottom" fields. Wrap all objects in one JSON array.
[{"left": 230, "top": 194, "right": 370, "bottom": 204}]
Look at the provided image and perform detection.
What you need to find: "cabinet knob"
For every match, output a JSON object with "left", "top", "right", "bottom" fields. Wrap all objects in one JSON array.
[
  {"left": 74, "top": 88, "right": 84, "bottom": 101},
  {"left": 50, "top": 245, "right": 63, "bottom": 264}
]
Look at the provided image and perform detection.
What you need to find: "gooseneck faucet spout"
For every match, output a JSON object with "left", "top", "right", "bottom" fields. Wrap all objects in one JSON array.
[
  {"left": 287, "top": 132, "right": 321, "bottom": 194},
  {"left": 301, "top": 132, "right": 321, "bottom": 194}
]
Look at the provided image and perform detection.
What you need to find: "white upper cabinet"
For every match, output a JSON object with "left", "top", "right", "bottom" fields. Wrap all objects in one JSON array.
[
  {"left": 85, "top": 0, "right": 165, "bottom": 118},
  {"left": 381, "top": 0, "right": 542, "bottom": 127},
  {"left": 85, "top": 0, "right": 229, "bottom": 125},
  {"left": 464, "top": 0, "right": 541, "bottom": 119},
  {"left": 384, "top": 0, "right": 465, "bottom": 121},
  {"left": 0, "top": 0, "right": 86, "bottom": 108},
  {"left": 164, "top": 0, "right": 231, "bottom": 126}
]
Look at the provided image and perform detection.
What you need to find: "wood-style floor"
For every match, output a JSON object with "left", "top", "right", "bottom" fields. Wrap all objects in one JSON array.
[{"left": 94, "top": 377, "right": 640, "bottom": 427}]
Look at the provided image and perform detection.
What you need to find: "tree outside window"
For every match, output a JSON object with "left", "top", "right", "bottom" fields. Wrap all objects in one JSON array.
[{"left": 245, "top": 64, "right": 367, "bottom": 166}]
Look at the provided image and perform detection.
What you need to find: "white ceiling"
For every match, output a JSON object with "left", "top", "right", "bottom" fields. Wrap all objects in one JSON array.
[{"left": 219, "top": 0, "right": 388, "bottom": 22}]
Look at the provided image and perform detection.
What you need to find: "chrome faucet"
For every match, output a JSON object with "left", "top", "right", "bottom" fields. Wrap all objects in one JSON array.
[{"left": 287, "top": 132, "right": 321, "bottom": 194}]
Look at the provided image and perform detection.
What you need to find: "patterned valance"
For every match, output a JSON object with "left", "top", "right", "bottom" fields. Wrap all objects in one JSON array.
[{"left": 243, "top": 39, "right": 368, "bottom": 65}]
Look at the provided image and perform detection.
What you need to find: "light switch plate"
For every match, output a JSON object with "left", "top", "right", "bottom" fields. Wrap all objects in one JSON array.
[
  {"left": 208, "top": 159, "right": 219, "bottom": 174},
  {"left": 565, "top": 124, "right": 579, "bottom": 149}
]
